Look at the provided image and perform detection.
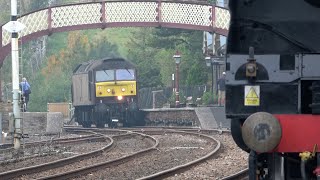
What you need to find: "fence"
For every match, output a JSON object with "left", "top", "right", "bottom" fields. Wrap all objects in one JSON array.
[{"left": 139, "top": 85, "right": 209, "bottom": 109}]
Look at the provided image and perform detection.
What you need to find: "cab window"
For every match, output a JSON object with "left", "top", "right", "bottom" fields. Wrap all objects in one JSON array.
[
  {"left": 95, "top": 70, "right": 114, "bottom": 82},
  {"left": 116, "top": 69, "right": 135, "bottom": 80}
]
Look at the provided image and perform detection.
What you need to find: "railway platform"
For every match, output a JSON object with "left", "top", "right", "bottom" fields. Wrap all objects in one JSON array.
[
  {"left": 142, "top": 106, "right": 229, "bottom": 129},
  {"left": 0, "top": 102, "right": 228, "bottom": 141}
]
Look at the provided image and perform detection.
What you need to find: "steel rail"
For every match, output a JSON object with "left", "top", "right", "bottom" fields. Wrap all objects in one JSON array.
[
  {"left": 136, "top": 129, "right": 221, "bottom": 179},
  {"left": 220, "top": 168, "right": 249, "bottom": 180},
  {"left": 0, "top": 131, "right": 98, "bottom": 150},
  {"left": 35, "top": 131, "right": 159, "bottom": 180},
  {"left": 18, "top": 128, "right": 216, "bottom": 180},
  {"left": 0, "top": 127, "right": 232, "bottom": 180},
  {"left": 0, "top": 132, "right": 113, "bottom": 179}
]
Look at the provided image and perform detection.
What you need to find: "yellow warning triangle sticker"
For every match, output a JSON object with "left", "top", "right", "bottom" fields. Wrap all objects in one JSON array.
[{"left": 246, "top": 87, "right": 259, "bottom": 98}]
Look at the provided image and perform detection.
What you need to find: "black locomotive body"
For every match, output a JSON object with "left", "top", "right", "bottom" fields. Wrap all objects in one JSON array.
[
  {"left": 226, "top": 0, "right": 320, "bottom": 179},
  {"left": 72, "top": 57, "right": 142, "bottom": 128}
]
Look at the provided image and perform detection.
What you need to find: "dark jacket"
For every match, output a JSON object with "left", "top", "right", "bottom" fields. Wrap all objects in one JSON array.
[{"left": 217, "top": 76, "right": 225, "bottom": 91}]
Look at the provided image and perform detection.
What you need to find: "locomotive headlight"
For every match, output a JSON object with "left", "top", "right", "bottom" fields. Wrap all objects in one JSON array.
[
  {"left": 121, "top": 88, "right": 126, "bottom": 92},
  {"left": 117, "top": 96, "right": 123, "bottom": 100},
  {"left": 97, "top": 86, "right": 102, "bottom": 90},
  {"left": 107, "top": 89, "right": 111, "bottom": 93},
  {"left": 246, "top": 61, "right": 257, "bottom": 77},
  {"left": 247, "top": 64, "right": 256, "bottom": 73}
]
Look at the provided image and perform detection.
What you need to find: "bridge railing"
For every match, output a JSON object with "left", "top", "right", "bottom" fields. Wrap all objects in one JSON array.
[{"left": 0, "top": 1, "right": 229, "bottom": 63}]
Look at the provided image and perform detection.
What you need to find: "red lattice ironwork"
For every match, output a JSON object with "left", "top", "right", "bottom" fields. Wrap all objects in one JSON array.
[{"left": 0, "top": 1, "right": 229, "bottom": 64}]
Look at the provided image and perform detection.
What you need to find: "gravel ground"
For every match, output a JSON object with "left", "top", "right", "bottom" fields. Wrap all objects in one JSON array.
[
  {"left": 74, "top": 133, "right": 216, "bottom": 180},
  {"left": 165, "top": 133, "right": 248, "bottom": 180}
]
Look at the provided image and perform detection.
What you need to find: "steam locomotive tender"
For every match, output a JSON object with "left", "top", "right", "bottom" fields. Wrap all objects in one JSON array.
[
  {"left": 72, "top": 58, "right": 140, "bottom": 128},
  {"left": 227, "top": 0, "right": 320, "bottom": 179}
]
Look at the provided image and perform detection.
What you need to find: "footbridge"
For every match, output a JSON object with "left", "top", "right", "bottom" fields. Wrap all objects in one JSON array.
[{"left": 0, "top": 0, "right": 230, "bottom": 65}]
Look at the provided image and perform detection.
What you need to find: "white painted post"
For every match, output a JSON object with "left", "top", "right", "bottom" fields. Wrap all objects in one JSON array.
[
  {"left": 0, "top": 113, "right": 2, "bottom": 144},
  {"left": 11, "top": 0, "right": 21, "bottom": 149}
]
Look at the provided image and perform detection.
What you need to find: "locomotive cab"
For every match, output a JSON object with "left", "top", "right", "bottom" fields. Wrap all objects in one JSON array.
[
  {"left": 72, "top": 58, "right": 142, "bottom": 128},
  {"left": 93, "top": 68, "right": 138, "bottom": 127}
]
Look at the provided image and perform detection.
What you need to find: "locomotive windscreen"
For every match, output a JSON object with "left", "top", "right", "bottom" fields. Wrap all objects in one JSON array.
[
  {"left": 227, "top": 0, "right": 320, "bottom": 54},
  {"left": 96, "top": 70, "right": 115, "bottom": 82},
  {"left": 116, "top": 69, "right": 135, "bottom": 80},
  {"left": 95, "top": 69, "right": 135, "bottom": 81}
]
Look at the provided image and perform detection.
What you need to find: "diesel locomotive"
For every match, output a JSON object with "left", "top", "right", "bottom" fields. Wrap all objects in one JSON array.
[
  {"left": 226, "top": 0, "right": 320, "bottom": 179},
  {"left": 72, "top": 57, "right": 141, "bottom": 128}
]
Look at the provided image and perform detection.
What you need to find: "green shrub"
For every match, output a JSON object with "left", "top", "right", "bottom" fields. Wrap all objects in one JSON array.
[
  {"left": 202, "top": 91, "right": 214, "bottom": 105},
  {"left": 168, "top": 91, "right": 187, "bottom": 105}
]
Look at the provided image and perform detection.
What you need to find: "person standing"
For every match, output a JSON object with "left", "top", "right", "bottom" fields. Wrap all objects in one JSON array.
[
  {"left": 217, "top": 72, "right": 226, "bottom": 106},
  {"left": 20, "top": 77, "right": 31, "bottom": 111}
]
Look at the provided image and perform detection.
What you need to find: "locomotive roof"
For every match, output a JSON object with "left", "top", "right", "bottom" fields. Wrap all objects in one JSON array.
[{"left": 73, "top": 57, "right": 135, "bottom": 74}]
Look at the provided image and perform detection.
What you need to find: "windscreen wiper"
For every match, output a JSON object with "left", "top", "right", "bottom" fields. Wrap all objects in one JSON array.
[
  {"left": 125, "top": 69, "right": 132, "bottom": 75},
  {"left": 103, "top": 70, "right": 109, "bottom": 76}
]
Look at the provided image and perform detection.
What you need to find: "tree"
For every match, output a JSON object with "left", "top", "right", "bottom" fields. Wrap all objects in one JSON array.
[
  {"left": 147, "top": 28, "right": 208, "bottom": 87},
  {"left": 127, "top": 28, "right": 163, "bottom": 88},
  {"left": 29, "top": 30, "right": 120, "bottom": 111},
  {"left": 89, "top": 33, "right": 119, "bottom": 59},
  {"left": 186, "top": 58, "right": 208, "bottom": 86}
]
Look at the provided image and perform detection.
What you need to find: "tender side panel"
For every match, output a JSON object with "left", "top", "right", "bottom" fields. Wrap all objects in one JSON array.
[
  {"left": 72, "top": 74, "right": 93, "bottom": 106},
  {"left": 226, "top": 84, "right": 298, "bottom": 118},
  {"left": 95, "top": 81, "right": 137, "bottom": 97}
]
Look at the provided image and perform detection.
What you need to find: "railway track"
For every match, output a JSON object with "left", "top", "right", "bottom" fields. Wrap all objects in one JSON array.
[
  {"left": 143, "top": 127, "right": 248, "bottom": 180},
  {"left": 0, "top": 129, "right": 157, "bottom": 179},
  {"left": 0, "top": 131, "right": 113, "bottom": 179},
  {"left": 54, "top": 128, "right": 220, "bottom": 180},
  {"left": 221, "top": 168, "right": 249, "bottom": 180},
  {"left": 0, "top": 131, "right": 107, "bottom": 165},
  {"left": 136, "top": 129, "right": 221, "bottom": 180},
  {"left": 0, "top": 127, "right": 247, "bottom": 179},
  {"left": 0, "top": 134, "right": 102, "bottom": 151}
]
